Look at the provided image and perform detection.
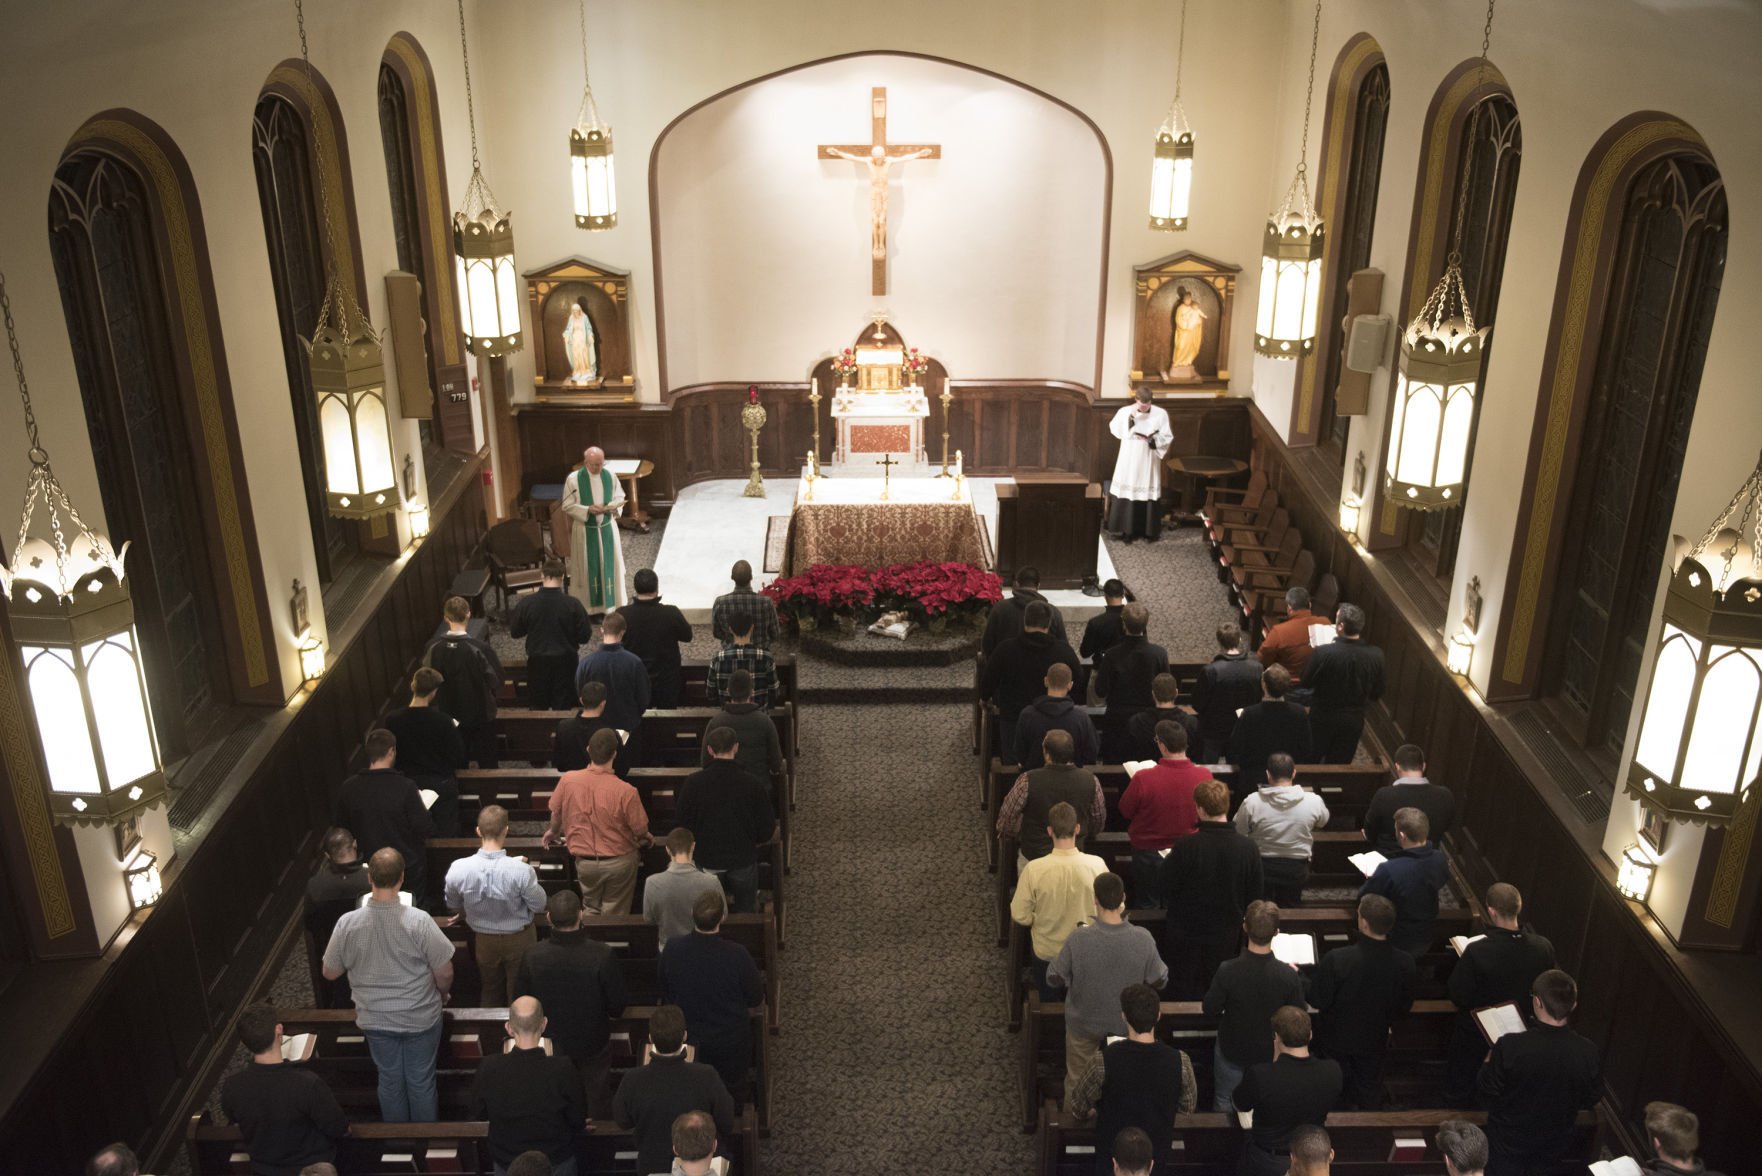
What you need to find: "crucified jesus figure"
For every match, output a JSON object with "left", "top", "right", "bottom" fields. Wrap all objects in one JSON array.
[{"left": 825, "top": 143, "right": 933, "bottom": 260}]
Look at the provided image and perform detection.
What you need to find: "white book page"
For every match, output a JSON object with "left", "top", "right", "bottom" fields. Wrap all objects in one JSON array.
[
  {"left": 1307, "top": 624, "right": 1336, "bottom": 648},
  {"left": 1270, "top": 933, "right": 1316, "bottom": 967},
  {"left": 1588, "top": 1158, "right": 1643, "bottom": 1176},
  {"left": 1348, "top": 850, "right": 1388, "bottom": 876},
  {"left": 1475, "top": 1002, "right": 1526, "bottom": 1044},
  {"left": 1123, "top": 760, "right": 1156, "bottom": 777},
  {"left": 1450, "top": 934, "right": 1487, "bottom": 956},
  {"left": 279, "top": 1032, "right": 316, "bottom": 1062},
  {"left": 418, "top": 789, "right": 439, "bottom": 809}
]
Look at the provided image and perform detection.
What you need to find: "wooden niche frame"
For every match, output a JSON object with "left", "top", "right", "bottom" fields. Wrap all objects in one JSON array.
[
  {"left": 1129, "top": 251, "right": 1239, "bottom": 394},
  {"left": 524, "top": 256, "right": 636, "bottom": 402}
]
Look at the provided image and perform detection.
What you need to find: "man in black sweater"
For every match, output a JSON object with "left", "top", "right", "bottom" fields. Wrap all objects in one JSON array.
[
  {"left": 1362, "top": 743, "right": 1456, "bottom": 854},
  {"left": 553, "top": 681, "right": 622, "bottom": 775},
  {"left": 981, "top": 566, "right": 1069, "bottom": 655},
  {"left": 658, "top": 892, "right": 765, "bottom": 1101},
  {"left": 676, "top": 727, "right": 777, "bottom": 914},
  {"left": 1303, "top": 602, "right": 1385, "bottom": 763},
  {"left": 1478, "top": 969, "right": 1601, "bottom": 1176},
  {"left": 514, "top": 889, "right": 627, "bottom": 1116},
  {"left": 509, "top": 558, "right": 595, "bottom": 710},
  {"left": 421, "top": 595, "right": 503, "bottom": 768},
  {"left": 333, "top": 728, "right": 433, "bottom": 906},
  {"left": 1013, "top": 663, "right": 1100, "bottom": 769},
  {"left": 617, "top": 568, "right": 694, "bottom": 708},
  {"left": 1193, "top": 623, "right": 1265, "bottom": 763},
  {"left": 380, "top": 667, "right": 466, "bottom": 837},
  {"left": 1444, "top": 883, "right": 1555, "bottom": 1106},
  {"left": 1126, "top": 673, "right": 1200, "bottom": 763},
  {"left": 1161, "top": 779, "right": 1263, "bottom": 999},
  {"left": 612, "top": 1005, "right": 736, "bottom": 1176},
  {"left": 304, "top": 828, "right": 371, "bottom": 1007},
  {"left": 1203, "top": 900, "right": 1305, "bottom": 1111},
  {"left": 1066, "top": 984, "right": 1197, "bottom": 1173},
  {"left": 1097, "top": 604, "right": 1172, "bottom": 761},
  {"left": 701, "top": 669, "right": 783, "bottom": 793},
  {"left": 1234, "top": 1006, "right": 1344, "bottom": 1176},
  {"left": 1307, "top": 893, "right": 1415, "bottom": 1109},
  {"left": 469, "top": 997, "right": 586, "bottom": 1176},
  {"left": 982, "top": 600, "right": 1082, "bottom": 760},
  {"left": 1078, "top": 579, "right": 1129, "bottom": 660},
  {"left": 220, "top": 1004, "right": 346, "bottom": 1176},
  {"left": 1227, "top": 665, "right": 1313, "bottom": 799}
]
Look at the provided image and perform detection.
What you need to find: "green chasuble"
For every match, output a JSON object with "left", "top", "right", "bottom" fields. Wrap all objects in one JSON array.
[{"left": 578, "top": 465, "right": 618, "bottom": 609}]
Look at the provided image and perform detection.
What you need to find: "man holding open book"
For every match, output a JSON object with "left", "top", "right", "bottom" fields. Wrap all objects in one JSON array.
[
  {"left": 1444, "top": 883, "right": 1555, "bottom": 1107},
  {"left": 1478, "top": 969, "right": 1601, "bottom": 1175}
]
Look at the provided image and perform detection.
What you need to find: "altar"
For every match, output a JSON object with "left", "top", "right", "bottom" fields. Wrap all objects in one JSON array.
[
  {"left": 821, "top": 315, "right": 940, "bottom": 471},
  {"left": 784, "top": 475, "right": 987, "bottom": 574}
]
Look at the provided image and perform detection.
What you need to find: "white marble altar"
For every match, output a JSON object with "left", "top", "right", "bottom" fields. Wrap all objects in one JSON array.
[{"left": 830, "top": 387, "right": 930, "bottom": 469}]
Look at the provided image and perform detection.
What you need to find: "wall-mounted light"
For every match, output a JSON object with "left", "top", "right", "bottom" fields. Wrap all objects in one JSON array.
[
  {"left": 1616, "top": 843, "right": 1657, "bottom": 903},
  {"left": 1339, "top": 497, "right": 1362, "bottom": 535},
  {"left": 407, "top": 502, "right": 431, "bottom": 541},
  {"left": 125, "top": 848, "right": 163, "bottom": 910},
  {"left": 1447, "top": 575, "right": 1483, "bottom": 677},
  {"left": 291, "top": 579, "right": 324, "bottom": 683}
]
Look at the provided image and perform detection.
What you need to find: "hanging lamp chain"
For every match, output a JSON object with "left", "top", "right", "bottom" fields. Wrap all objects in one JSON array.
[
  {"left": 455, "top": 0, "right": 505, "bottom": 222},
  {"left": 1296, "top": 0, "right": 1321, "bottom": 173},
  {"left": 1446, "top": 0, "right": 1497, "bottom": 268},
  {"left": 1173, "top": 0, "right": 1188, "bottom": 104},
  {"left": 296, "top": 0, "right": 372, "bottom": 343},
  {"left": 1688, "top": 449, "right": 1762, "bottom": 581},
  {"left": 576, "top": 0, "right": 600, "bottom": 128}
]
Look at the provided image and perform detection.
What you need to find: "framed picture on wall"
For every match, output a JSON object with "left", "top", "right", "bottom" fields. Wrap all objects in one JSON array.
[{"left": 1639, "top": 804, "right": 1669, "bottom": 855}]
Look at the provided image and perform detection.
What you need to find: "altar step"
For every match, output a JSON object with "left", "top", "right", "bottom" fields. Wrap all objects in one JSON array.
[{"left": 791, "top": 638, "right": 976, "bottom": 705}]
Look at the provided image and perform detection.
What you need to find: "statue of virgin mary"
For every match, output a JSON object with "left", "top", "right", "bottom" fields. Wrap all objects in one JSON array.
[
  {"left": 1164, "top": 286, "right": 1208, "bottom": 382},
  {"left": 563, "top": 298, "right": 598, "bottom": 385}
]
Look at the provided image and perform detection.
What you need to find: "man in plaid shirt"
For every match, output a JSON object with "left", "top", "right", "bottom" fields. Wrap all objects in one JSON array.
[
  {"left": 710, "top": 560, "right": 780, "bottom": 649},
  {"left": 708, "top": 613, "right": 777, "bottom": 707}
]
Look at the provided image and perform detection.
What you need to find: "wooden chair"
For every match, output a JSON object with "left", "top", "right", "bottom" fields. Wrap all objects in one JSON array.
[
  {"left": 1219, "top": 508, "right": 1292, "bottom": 581},
  {"left": 1204, "top": 483, "right": 1277, "bottom": 557},
  {"left": 1242, "top": 548, "right": 1316, "bottom": 636},
  {"left": 483, "top": 518, "right": 546, "bottom": 615},
  {"left": 1228, "top": 527, "right": 1303, "bottom": 607},
  {"left": 1199, "top": 467, "right": 1266, "bottom": 522}
]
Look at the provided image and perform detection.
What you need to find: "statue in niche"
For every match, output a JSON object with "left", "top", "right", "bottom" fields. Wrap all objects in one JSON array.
[
  {"left": 1164, "top": 285, "right": 1208, "bottom": 382},
  {"left": 562, "top": 297, "right": 599, "bottom": 385}
]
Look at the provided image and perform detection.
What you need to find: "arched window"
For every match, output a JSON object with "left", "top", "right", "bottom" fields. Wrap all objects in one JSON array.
[
  {"left": 1545, "top": 153, "right": 1725, "bottom": 757},
  {"left": 1319, "top": 62, "right": 1391, "bottom": 453},
  {"left": 47, "top": 113, "right": 285, "bottom": 756}
]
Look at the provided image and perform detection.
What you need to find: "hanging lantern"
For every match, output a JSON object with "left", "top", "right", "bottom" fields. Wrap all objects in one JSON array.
[
  {"left": 0, "top": 268, "right": 166, "bottom": 827},
  {"left": 1254, "top": 0, "right": 1326, "bottom": 359},
  {"left": 1149, "top": 0, "right": 1193, "bottom": 231},
  {"left": 1384, "top": 265, "right": 1488, "bottom": 509},
  {"left": 1627, "top": 454, "right": 1762, "bottom": 826},
  {"left": 310, "top": 321, "right": 396, "bottom": 518},
  {"left": 125, "top": 848, "right": 164, "bottom": 909},
  {"left": 1616, "top": 844, "right": 1657, "bottom": 902},
  {"left": 570, "top": 0, "right": 616, "bottom": 230},
  {"left": 451, "top": 0, "right": 522, "bottom": 356}
]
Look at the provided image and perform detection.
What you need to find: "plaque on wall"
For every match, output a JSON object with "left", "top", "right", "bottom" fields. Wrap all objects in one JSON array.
[
  {"left": 524, "top": 256, "right": 636, "bottom": 402},
  {"left": 1129, "top": 251, "right": 1240, "bottom": 394}
]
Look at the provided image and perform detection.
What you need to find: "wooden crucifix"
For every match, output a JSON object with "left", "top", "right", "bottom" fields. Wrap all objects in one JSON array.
[{"left": 818, "top": 87, "right": 941, "bottom": 295}]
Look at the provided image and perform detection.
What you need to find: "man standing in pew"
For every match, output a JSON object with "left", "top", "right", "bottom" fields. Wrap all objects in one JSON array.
[
  {"left": 1233, "top": 1006, "right": 1343, "bottom": 1176},
  {"left": 321, "top": 848, "right": 455, "bottom": 1124},
  {"left": 543, "top": 728, "right": 652, "bottom": 915},
  {"left": 1066, "top": 984, "right": 1197, "bottom": 1173},
  {"left": 1095, "top": 604, "right": 1170, "bottom": 762},
  {"left": 707, "top": 613, "right": 777, "bottom": 708},
  {"left": 333, "top": 729, "right": 434, "bottom": 909},
  {"left": 381, "top": 667, "right": 466, "bottom": 838},
  {"left": 983, "top": 565, "right": 1069, "bottom": 655},
  {"left": 1203, "top": 901, "right": 1305, "bottom": 1112},
  {"left": 1302, "top": 603, "right": 1385, "bottom": 764},
  {"left": 219, "top": 1003, "right": 347, "bottom": 1176},
  {"left": 613, "top": 1005, "right": 736, "bottom": 1176},
  {"left": 443, "top": 804, "right": 547, "bottom": 1009},
  {"left": 423, "top": 595, "right": 503, "bottom": 769},
  {"left": 1160, "top": 779, "right": 1263, "bottom": 1000},
  {"left": 1194, "top": 623, "right": 1265, "bottom": 763},
  {"left": 1257, "top": 586, "right": 1318, "bottom": 686},
  {"left": 1358, "top": 808, "right": 1449, "bottom": 956},
  {"left": 1012, "top": 802, "right": 1108, "bottom": 1000},
  {"left": 1078, "top": 578, "right": 1130, "bottom": 662},
  {"left": 1306, "top": 894, "right": 1414, "bottom": 1109},
  {"left": 1443, "top": 884, "right": 1555, "bottom": 1108},
  {"left": 711, "top": 559, "right": 779, "bottom": 649},
  {"left": 617, "top": 568, "right": 694, "bottom": 709},
  {"left": 982, "top": 600, "right": 1081, "bottom": 761},
  {"left": 701, "top": 669, "right": 783, "bottom": 791},
  {"left": 1228, "top": 666, "right": 1313, "bottom": 802},
  {"left": 644, "top": 828, "right": 727, "bottom": 951},
  {"left": 1361, "top": 743, "right": 1455, "bottom": 856},
  {"left": 678, "top": 725, "right": 778, "bottom": 915},
  {"left": 1478, "top": 969, "right": 1601, "bottom": 1176},
  {"left": 996, "top": 729, "right": 1107, "bottom": 866},
  {"left": 1124, "top": 672, "right": 1198, "bottom": 764},
  {"left": 510, "top": 558, "right": 595, "bottom": 711},
  {"left": 659, "top": 892, "right": 766, "bottom": 1104},
  {"left": 305, "top": 827, "right": 371, "bottom": 1008},
  {"left": 1234, "top": 754, "right": 1330, "bottom": 907},
  {"left": 1013, "top": 663, "right": 1100, "bottom": 769},
  {"left": 515, "top": 890, "right": 627, "bottom": 1118},
  {"left": 554, "top": 681, "right": 621, "bottom": 775},
  {"left": 576, "top": 611, "right": 651, "bottom": 767},
  {"left": 1119, "top": 720, "right": 1207, "bottom": 906},
  {"left": 470, "top": 996, "right": 586, "bottom": 1176}
]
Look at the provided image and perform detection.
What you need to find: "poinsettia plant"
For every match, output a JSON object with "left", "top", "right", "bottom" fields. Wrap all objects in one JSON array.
[
  {"left": 762, "top": 563, "right": 874, "bottom": 628},
  {"left": 872, "top": 560, "right": 1002, "bottom": 624}
]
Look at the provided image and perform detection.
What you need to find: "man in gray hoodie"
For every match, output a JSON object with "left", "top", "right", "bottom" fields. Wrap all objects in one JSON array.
[{"left": 1234, "top": 753, "right": 1331, "bottom": 906}]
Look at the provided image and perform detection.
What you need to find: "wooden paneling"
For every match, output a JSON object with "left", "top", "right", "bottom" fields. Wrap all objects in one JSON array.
[{"left": 0, "top": 459, "right": 489, "bottom": 1175}]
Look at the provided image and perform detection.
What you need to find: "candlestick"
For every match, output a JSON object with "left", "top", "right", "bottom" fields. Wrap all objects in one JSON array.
[
  {"left": 935, "top": 382, "right": 954, "bottom": 478},
  {"left": 808, "top": 377, "right": 823, "bottom": 463},
  {"left": 741, "top": 395, "right": 767, "bottom": 498}
]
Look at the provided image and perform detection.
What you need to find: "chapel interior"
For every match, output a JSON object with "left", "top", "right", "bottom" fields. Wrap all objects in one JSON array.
[{"left": 0, "top": 0, "right": 1757, "bottom": 1173}]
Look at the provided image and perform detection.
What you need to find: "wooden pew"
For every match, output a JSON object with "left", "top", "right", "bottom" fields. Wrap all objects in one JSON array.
[
  {"left": 1037, "top": 1103, "right": 1602, "bottom": 1176},
  {"left": 425, "top": 835, "right": 788, "bottom": 945},
  {"left": 495, "top": 704, "right": 797, "bottom": 784},
  {"left": 187, "top": 1105, "right": 762, "bottom": 1176},
  {"left": 498, "top": 655, "right": 799, "bottom": 709},
  {"left": 1018, "top": 992, "right": 1457, "bottom": 1131},
  {"left": 270, "top": 1005, "right": 773, "bottom": 1134}
]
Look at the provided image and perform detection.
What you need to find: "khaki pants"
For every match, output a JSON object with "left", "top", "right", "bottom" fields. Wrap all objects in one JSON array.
[
  {"left": 1065, "top": 1023, "right": 1103, "bottom": 1112},
  {"left": 575, "top": 852, "right": 640, "bottom": 915},
  {"left": 474, "top": 923, "right": 536, "bottom": 1008}
]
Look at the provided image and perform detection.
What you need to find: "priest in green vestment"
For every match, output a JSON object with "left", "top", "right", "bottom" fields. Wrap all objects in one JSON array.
[{"left": 561, "top": 446, "right": 627, "bottom": 613}]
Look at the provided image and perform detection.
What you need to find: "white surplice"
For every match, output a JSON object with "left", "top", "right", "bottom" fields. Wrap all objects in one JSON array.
[{"left": 1108, "top": 403, "right": 1174, "bottom": 500}]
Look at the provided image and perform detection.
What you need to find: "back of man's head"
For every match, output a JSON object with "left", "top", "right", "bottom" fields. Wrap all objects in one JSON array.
[
  {"left": 1393, "top": 743, "right": 1427, "bottom": 773},
  {"left": 1216, "top": 622, "right": 1242, "bottom": 651},
  {"left": 1336, "top": 602, "right": 1366, "bottom": 636},
  {"left": 1272, "top": 1004, "right": 1312, "bottom": 1049},
  {"left": 368, "top": 847, "right": 404, "bottom": 889},
  {"left": 1122, "top": 603, "right": 1149, "bottom": 635},
  {"left": 600, "top": 611, "right": 627, "bottom": 639},
  {"left": 443, "top": 595, "right": 470, "bottom": 625},
  {"left": 321, "top": 826, "right": 355, "bottom": 863},
  {"left": 579, "top": 679, "right": 608, "bottom": 710},
  {"left": 730, "top": 559, "right": 753, "bottom": 586},
  {"left": 1244, "top": 899, "right": 1279, "bottom": 945},
  {"left": 541, "top": 557, "right": 566, "bottom": 581},
  {"left": 1484, "top": 882, "right": 1522, "bottom": 922},
  {"left": 411, "top": 666, "right": 443, "bottom": 698},
  {"left": 506, "top": 1151, "right": 553, "bottom": 1176},
  {"left": 672, "top": 1110, "right": 718, "bottom": 1163},
  {"left": 1093, "top": 872, "right": 1125, "bottom": 913},
  {"left": 1048, "top": 800, "right": 1078, "bottom": 841},
  {"left": 1120, "top": 983, "right": 1161, "bottom": 1034},
  {"left": 1151, "top": 672, "right": 1179, "bottom": 705},
  {"left": 1265, "top": 752, "right": 1296, "bottom": 784},
  {"left": 477, "top": 804, "right": 510, "bottom": 841},
  {"left": 1045, "top": 662, "right": 1074, "bottom": 693},
  {"left": 1042, "top": 728, "right": 1075, "bottom": 766},
  {"left": 236, "top": 1002, "right": 279, "bottom": 1054},
  {"left": 1111, "top": 1126, "right": 1154, "bottom": 1175},
  {"left": 650, "top": 1004, "right": 688, "bottom": 1054},
  {"left": 1195, "top": 778, "right": 1230, "bottom": 818},
  {"left": 299, "top": 1164, "right": 340, "bottom": 1176},
  {"left": 85, "top": 1144, "right": 139, "bottom": 1176},
  {"left": 1015, "top": 566, "right": 1041, "bottom": 590},
  {"left": 1023, "top": 600, "right": 1053, "bottom": 631},
  {"left": 1435, "top": 1120, "right": 1488, "bottom": 1175},
  {"left": 1357, "top": 893, "right": 1396, "bottom": 938},
  {"left": 1289, "top": 1124, "right": 1332, "bottom": 1175},
  {"left": 1262, "top": 664, "right": 1291, "bottom": 699},
  {"left": 508, "top": 995, "right": 545, "bottom": 1037},
  {"left": 588, "top": 726, "right": 621, "bottom": 766},
  {"left": 727, "top": 668, "right": 754, "bottom": 703},
  {"left": 1103, "top": 578, "right": 1127, "bottom": 603},
  {"left": 706, "top": 725, "right": 738, "bottom": 757},
  {"left": 1532, "top": 968, "right": 1578, "bottom": 1021},
  {"left": 634, "top": 568, "right": 659, "bottom": 596},
  {"left": 691, "top": 889, "right": 726, "bottom": 932},
  {"left": 1155, "top": 719, "right": 1188, "bottom": 756},
  {"left": 1644, "top": 1101, "right": 1699, "bottom": 1164},
  {"left": 1285, "top": 585, "right": 1311, "bottom": 612},
  {"left": 364, "top": 726, "right": 397, "bottom": 764},
  {"left": 548, "top": 888, "right": 582, "bottom": 931},
  {"left": 1394, "top": 805, "right": 1430, "bottom": 845},
  {"left": 666, "top": 826, "right": 696, "bottom": 857}
]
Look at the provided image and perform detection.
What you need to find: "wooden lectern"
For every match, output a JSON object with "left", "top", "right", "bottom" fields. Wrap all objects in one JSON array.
[{"left": 994, "top": 475, "right": 1101, "bottom": 589}]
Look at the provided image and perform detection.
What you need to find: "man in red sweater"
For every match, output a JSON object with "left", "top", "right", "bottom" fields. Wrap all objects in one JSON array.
[{"left": 1119, "top": 719, "right": 1210, "bottom": 907}]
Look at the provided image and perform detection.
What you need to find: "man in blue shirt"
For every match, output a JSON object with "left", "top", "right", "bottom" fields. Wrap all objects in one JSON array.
[
  {"left": 658, "top": 890, "right": 765, "bottom": 1102},
  {"left": 443, "top": 804, "right": 547, "bottom": 1007},
  {"left": 576, "top": 611, "right": 651, "bottom": 764},
  {"left": 1358, "top": 807, "right": 1450, "bottom": 956}
]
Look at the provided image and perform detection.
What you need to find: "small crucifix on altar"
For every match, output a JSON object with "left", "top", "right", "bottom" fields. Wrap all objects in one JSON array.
[
  {"left": 818, "top": 87, "right": 942, "bottom": 296},
  {"left": 877, "top": 452, "right": 899, "bottom": 501}
]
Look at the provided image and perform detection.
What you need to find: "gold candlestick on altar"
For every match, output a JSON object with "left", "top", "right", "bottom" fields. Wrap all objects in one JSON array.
[
  {"left": 877, "top": 452, "right": 898, "bottom": 501},
  {"left": 952, "top": 448, "right": 965, "bottom": 500},
  {"left": 808, "top": 377, "right": 823, "bottom": 462},
  {"left": 741, "top": 393, "right": 767, "bottom": 498},
  {"left": 802, "top": 450, "right": 818, "bottom": 501},
  {"left": 935, "top": 383, "right": 954, "bottom": 478}
]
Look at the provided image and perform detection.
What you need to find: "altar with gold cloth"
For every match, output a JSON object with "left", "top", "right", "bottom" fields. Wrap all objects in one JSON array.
[{"left": 783, "top": 476, "right": 987, "bottom": 574}]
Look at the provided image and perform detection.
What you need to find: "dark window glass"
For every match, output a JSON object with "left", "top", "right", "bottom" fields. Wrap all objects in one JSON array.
[{"left": 1320, "top": 63, "right": 1391, "bottom": 454}]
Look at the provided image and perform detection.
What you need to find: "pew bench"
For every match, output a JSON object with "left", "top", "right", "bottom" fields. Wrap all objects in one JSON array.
[{"left": 498, "top": 655, "right": 799, "bottom": 711}]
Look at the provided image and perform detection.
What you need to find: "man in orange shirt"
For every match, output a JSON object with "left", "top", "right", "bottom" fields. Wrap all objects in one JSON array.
[
  {"left": 1257, "top": 586, "right": 1317, "bottom": 683},
  {"left": 542, "top": 727, "right": 652, "bottom": 914}
]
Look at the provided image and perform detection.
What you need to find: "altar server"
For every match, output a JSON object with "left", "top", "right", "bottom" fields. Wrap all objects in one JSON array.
[
  {"left": 562, "top": 446, "right": 627, "bottom": 613},
  {"left": 1106, "top": 388, "right": 1174, "bottom": 543}
]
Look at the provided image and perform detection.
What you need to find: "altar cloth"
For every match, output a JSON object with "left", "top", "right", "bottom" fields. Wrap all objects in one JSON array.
[{"left": 784, "top": 476, "right": 986, "bottom": 573}]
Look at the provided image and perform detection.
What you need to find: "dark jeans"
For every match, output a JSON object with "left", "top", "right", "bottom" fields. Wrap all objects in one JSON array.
[
  {"left": 1030, "top": 954, "right": 1061, "bottom": 1003},
  {"left": 1162, "top": 924, "right": 1242, "bottom": 1000},
  {"left": 459, "top": 721, "right": 500, "bottom": 769},
  {"left": 711, "top": 862, "right": 759, "bottom": 914},
  {"left": 1309, "top": 707, "right": 1366, "bottom": 764},
  {"left": 1131, "top": 849, "right": 1168, "bottom": 909},
  {"left": 1328, "top": 1047, "right": 1387, "bottom": 1109},
  {"left": 1238, "top": 1140, "right": 1290, "bottom": 1176},
  {"left": 363, "top": 1020, "right": 442, "bottom": 1122},
  {"left": 650, "top": 670, "right": 682, "bottom": 711},
  {"left": 696, "top": 1034, "right": 751, "bottom": 1104},
  {"left": 527, "top": 653, "right": 579, "bottom": 710},
  {"left": 1261, "top": 856, "right": 1309, "bottom": 906},
  {"left": 572, "top": 1043, "right": 614, "bottom": 1119},
  {"left": 995, "top": 715, "right": 1020, "bottom": 768}
]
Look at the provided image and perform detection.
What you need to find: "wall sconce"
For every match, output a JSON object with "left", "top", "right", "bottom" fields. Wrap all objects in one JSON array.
[
  {"left": 125, "top": 848, "right": 163, "bottom": 910},
  {"left": 407, "top": 502, "right": 431, "bottom": 540},
  {"left": 1616, "top": 843, "right": 1657, "bottom": 903},
  {"left": 1339, "top": 497, "right": 1362, "bottom": 535},
  {"left": 1447, "top": 576, "right": 1483, "bottom": 677},
  {"left": 291, "top": 579, "right": 324, "bottom": 683}
]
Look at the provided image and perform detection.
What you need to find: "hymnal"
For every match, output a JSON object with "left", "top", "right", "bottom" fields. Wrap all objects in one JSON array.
[
  {"left": 1474, "top": 1001, "right": 1526, "bottom": 1044},
  {"left": 1588, "top": 1158, "right": 1643, "bottom": 1176},
  {"left": 1348, "top": 850, "right": 1388, "bottom": 876},
  {"left": 1123, "top": 761, "right": 1156, "bottom": 778},
  {"left": 1450, "top": 934, "right": 1487, "bottom": 955},
  {"left": 1270, "top": 933, "right": 1316, "bottom": 967},
  {"left": 418, "top": 789, "right": 439, "bottom": 810},
  {"left": 279, "top": 1032, "right": 316, "bottom": 1062},
  {"left": 1307, "top": 623, "right": 1336, "bottom": 648}
]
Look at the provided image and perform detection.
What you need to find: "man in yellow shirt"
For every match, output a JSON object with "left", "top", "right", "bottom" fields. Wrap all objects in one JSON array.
[{"left": 1011, "top": 802, "right": 1107, "bottom": 1001}]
